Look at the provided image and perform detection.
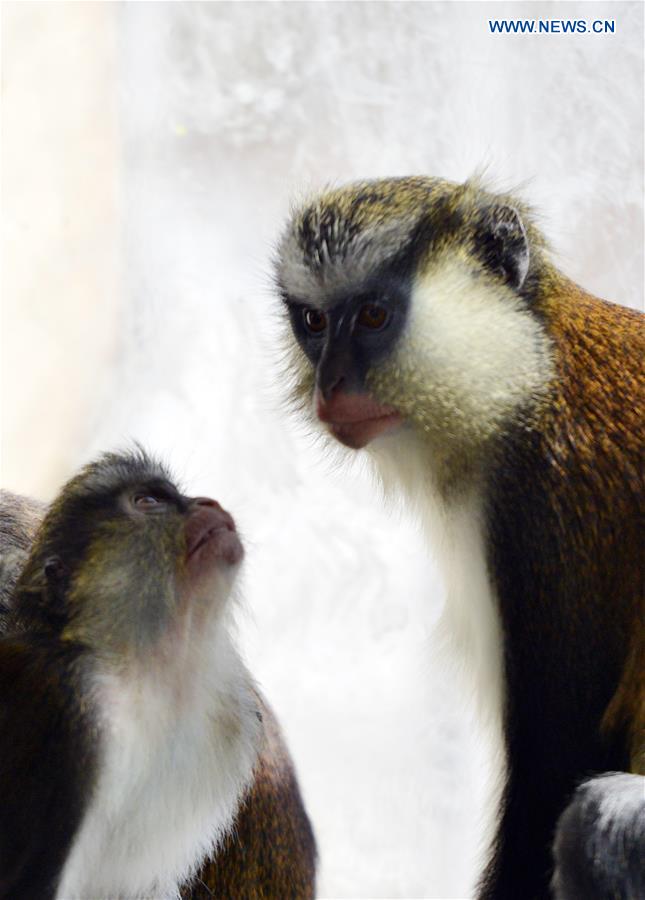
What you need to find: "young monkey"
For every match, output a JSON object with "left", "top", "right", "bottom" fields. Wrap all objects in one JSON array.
[{"left": 0, "top": 450, "right": 316, "bottom": 899}]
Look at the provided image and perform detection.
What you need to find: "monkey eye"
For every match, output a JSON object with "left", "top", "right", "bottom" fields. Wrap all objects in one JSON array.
[
  {"left": 132, "top": 492, "right": 168, "bottom": 511},
  {"left": 302, "top": 308, "right": 328, "bottom": 335},
  {"left": 357, "top": 303, "right": 389, "bottom": 331}
]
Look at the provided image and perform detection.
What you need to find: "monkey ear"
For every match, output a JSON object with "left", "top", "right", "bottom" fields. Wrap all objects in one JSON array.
[
  {"left": 41, "top": 555, "right": 69, "bottom": 620},
  {"left": 44, "top": 555, "right": 66, "bottom": 581},
  {"left": 477, "top": 205, "right": 530, "bottom": 290}
]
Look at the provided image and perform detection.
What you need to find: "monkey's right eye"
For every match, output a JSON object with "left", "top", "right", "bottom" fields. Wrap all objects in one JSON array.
[
  {"left": 302, "top": 309, "right": 328, "bottom": 335},
  {"left": 132, "top": 493, "right": 167, "bottom": 511}
]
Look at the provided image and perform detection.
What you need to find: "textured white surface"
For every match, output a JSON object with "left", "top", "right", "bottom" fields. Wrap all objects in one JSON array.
[{"left": 4, "top": 3, "right": 644, "bottom": 898}]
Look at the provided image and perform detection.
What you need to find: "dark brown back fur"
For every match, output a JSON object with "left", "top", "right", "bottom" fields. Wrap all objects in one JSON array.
[{"left": 481, "top": 279, "right": 644, "bottom": 899}]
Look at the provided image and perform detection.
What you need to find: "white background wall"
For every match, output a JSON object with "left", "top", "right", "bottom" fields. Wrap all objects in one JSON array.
[{"left": 2, "top": 3, "right": 643, "bottom": 898}]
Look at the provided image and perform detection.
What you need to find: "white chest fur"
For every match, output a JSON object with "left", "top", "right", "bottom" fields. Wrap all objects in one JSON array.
[
  {"left": 372, "top": 433, "right": 505, "bottom": 724},
  {"left": 371, "top": 433, "right": 507, "bottom": 848},
  {"left": 56, "top": 625, "right": 260, "bottom": 900},
  {"left": 426, "top": 486, "right": 506, "bottom": 735}
]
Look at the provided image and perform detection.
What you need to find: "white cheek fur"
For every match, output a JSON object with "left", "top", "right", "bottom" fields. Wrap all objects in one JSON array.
[{"left": 394, "top": 257, "right": 554, "bottom": 442}]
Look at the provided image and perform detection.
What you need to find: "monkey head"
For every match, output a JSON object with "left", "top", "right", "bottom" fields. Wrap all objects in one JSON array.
[
  {"left": 275, "top": 177, "right": 555, "bottom": 485},
  {"left": 11, "top": 449, "right": 243, "bottom": 659}
]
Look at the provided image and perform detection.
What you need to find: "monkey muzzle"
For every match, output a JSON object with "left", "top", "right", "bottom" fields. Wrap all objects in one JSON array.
[
  {"left": 315, "top": 388, "right": 403, "bottom": 449},
  {"left": 185, "top": 500, "right": 243, "bottom": 569}
]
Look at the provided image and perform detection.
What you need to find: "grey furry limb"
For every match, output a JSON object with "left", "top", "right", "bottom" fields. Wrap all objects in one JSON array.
[{"left": 552, "top": 772, "right": 645, "bottom": 900}]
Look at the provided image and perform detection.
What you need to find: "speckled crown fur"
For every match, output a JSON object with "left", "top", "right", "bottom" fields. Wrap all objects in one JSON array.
[{"left": 275, "top": 176, "right": 544, "bottom": 307}]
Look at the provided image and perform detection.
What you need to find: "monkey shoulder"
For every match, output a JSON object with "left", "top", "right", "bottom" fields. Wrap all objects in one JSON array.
[
  {"left": 184, "top": 695, "right": 317, "bottom": 900},
  {"left": 546, "top": 287, "right": 644, "bottom": 435},
  {"left": 0, "top": 635, "right": 94, "bottom": 899}
]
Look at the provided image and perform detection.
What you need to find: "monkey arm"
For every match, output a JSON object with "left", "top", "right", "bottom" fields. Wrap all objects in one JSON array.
[
  {"left": 0, "top": 638, "right": 94, "bottom": 900},
  {"left": 0, "top": 496, "right": 94, "bottom": 898},
  {"left": 182, "top": 697, "right": 317, "bottom": 900},
  {"left": 552, "top": 644, "right": 645, "bottom": 899},
  {"left": 552, "top": 773, "right": 645, "bottom": 900}
]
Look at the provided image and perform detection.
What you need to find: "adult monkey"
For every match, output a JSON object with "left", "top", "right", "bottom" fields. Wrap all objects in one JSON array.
[
  {"left": 273, "top": 176, "right": 644, "bottom": 899},
  {"left": 0, "top": 452, "right": 315, "bottom": 899}
]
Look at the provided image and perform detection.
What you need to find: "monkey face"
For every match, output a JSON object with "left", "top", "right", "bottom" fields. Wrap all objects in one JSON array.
[
  {"left": 283, "top": 275, "right": 410, "bottom": 448},
  {"left": 275, "top": 177, "right": 555, "bottom": 469},
  {"left": 14, "top": 451, "right": 244, "bottom": 655}
]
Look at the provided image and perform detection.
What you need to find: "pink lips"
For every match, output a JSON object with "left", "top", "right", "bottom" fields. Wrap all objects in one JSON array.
[
  {"left": 315, "top": 389, "right": 403, "bottom": 449},
  {"left": 186, "top": 504, "right": 243, "bottom": 567}
]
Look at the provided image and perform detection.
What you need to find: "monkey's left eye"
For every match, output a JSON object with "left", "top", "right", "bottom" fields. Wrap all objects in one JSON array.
[{"left": 357, "top": 304, "right": 389, "bottom": 331}]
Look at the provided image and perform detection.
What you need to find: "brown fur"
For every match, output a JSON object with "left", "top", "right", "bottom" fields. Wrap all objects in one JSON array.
[
  {"left": 479, "top": 274, "right": 644, "bottom": 899},
  {"left": 0, "top": 490, "right": 46, "bottom": 608},
  {"left": 275, "top": 175, "right": 643, "bottom": 899},
  {"left": 540, "top": 277, "right": 644, "bottom": 774},
  {"left": 0, "top": 489, "right": 316, "bottom": 899},
  {"left": 185, "top": 699, "right": 316, "bottom": 899}
]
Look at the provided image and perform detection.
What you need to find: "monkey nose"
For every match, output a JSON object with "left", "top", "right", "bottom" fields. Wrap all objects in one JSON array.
[
  {"left": 193, "top": 497, "right": 222, "bottom": 509},
  {"left": 189, "top": 498, "right": 236, "bottom": 532},
  {"left": 320, "top": 380, "right": 345, "bottom": 404},
  {"left": 316, "top": 342, "right": 354, "bottom": 401}
]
